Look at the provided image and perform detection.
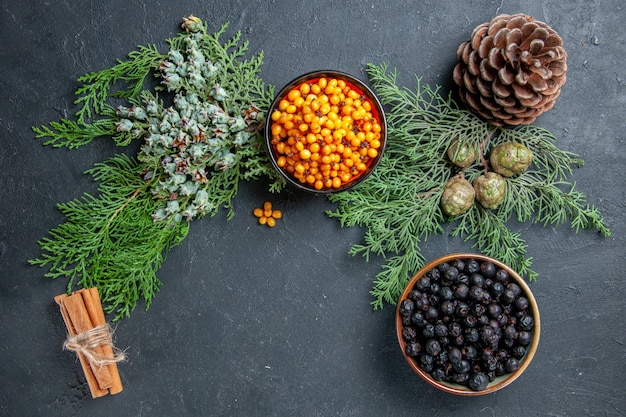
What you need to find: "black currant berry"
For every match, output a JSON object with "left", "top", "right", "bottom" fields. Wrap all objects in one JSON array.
[
  {"left": 480, "top": 261, "right": 496, "bottom": 277},
  {"left": 468, "top": 372, "right": 489, "bottom": 391},
  {"left": 406, "top": 342, "right": 421, "bottom": 357}
]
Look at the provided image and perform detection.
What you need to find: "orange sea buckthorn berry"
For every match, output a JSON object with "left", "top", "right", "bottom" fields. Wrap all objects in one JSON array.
[
  {"left": 271, "top": 124, "right": 283, "bottom": 136},
  {"left": 278, "top": 99, "right": 289, "bottom": 111},
  {"left": 294, "top": 163, "right": 306, "bottom": 175},
  {"left": 300, "top": 149, "right": 312, "bottom": 160},
  {"left": 287, "top": 89, "right": 301, "bottom": 101},
  {"left": 271, "top": 77, "right": 382, "bottom": 191},
  {"left": 293, "top": 96, "right": 305, "bottom": 108},
  {"left": 347, "top": 89, "right": 360, "bottom": 100}
]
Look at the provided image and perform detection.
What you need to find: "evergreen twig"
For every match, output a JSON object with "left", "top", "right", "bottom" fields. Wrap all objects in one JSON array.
[
  {"left": 327, "top": 62, "right": 610, "bottom": 310},
  {"left": 31, "top": 17, "right": 280, "bottom": 319},
  {"left": 30, "top": 154, "right": 189, "bottom": 320}
]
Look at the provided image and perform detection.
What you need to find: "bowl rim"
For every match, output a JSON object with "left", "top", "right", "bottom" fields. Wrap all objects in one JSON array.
[
  {"left": 395, "top": 253, "right": 541, "bottom": 396},
  {"left": 264, "top": 69, "right": 387, "bottom": 194}
]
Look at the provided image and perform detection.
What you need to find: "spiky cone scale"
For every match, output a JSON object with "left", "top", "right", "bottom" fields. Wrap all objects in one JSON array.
[{"left": 453, "top": 13, "right": 567, "bottom": 126}]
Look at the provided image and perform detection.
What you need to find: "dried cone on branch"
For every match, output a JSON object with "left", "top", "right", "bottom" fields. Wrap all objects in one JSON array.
[{"left": 453, "top": 13, "right": 567, "bottom": 126}]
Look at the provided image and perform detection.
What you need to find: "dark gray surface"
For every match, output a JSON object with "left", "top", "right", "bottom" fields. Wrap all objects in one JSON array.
[{"left": 1, "top": 1, "right": 625, "bottom": 416}]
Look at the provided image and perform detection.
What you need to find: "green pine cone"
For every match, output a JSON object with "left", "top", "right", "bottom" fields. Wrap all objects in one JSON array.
[
  {"left": 489, "top": 141, "right": 533, "bottom": 177},
  {"left": 473, "top": 172, "right": 506, "bottom": 209},
  {"left": 441, "top": 176, "right": 475, "bottom": 216},
  {"left": 447, "top": 138, "right": 478, "bottom": 169}
]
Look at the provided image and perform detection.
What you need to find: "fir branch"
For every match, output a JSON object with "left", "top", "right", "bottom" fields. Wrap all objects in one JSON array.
[
  {"left": 497, "top": 126, "right": 584, "bottom": 182},
  {"left": 32, "top": 17, "right": 280, "bottom": 319},
  {"left": 32, "top": 114, "right": 118, "bottom": 149},
  {"left": 507, "top": 174, "right": 611, "bottom": 235},
  {"left": 33, "top": 44, "right": 164, "bottom": 150},
  {"left": 327, "top": 62, "right": 610, "bottom": 310},
  {"left": 451, "top": 207, "right": 538, "bottom": 281},
  {"left": 74, "top": 44, "right": 164, "bottom": 122},
  {"left": 369, "top": 251, "right": 426, "bottom": 310},
  {"left": 30, "top": 154, "right": 189, "bottom": 320}
]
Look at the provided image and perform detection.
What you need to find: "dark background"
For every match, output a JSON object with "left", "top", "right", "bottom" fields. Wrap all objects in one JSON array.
[{"left": 1, "top": 1, "right": 625, "bottom": 416}]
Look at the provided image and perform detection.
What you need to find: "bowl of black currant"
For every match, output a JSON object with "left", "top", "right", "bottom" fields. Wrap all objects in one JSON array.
[{"left": 396, "top": 253, "right": 540, "bottom": 395}]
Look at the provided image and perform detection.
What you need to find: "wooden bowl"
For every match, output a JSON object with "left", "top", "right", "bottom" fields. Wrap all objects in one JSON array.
[
  {"left": 264, "top": 70, "right": 387, "bottom": 194},
  {"left": 396, "top": 253, "right": 540, "bottom": 395}
]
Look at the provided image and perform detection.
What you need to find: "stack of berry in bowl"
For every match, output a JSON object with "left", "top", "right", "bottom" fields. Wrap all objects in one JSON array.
[
  {"left": 264, "top": 70, "right": 387, "bottom": 194},
  {"left": 396, "top": 253, "right": 540, "bottom": 395}
]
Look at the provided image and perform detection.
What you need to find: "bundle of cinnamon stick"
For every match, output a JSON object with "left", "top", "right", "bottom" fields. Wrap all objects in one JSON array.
[{"left": 55, "top": 288, "right": 124, "bottom": 398}]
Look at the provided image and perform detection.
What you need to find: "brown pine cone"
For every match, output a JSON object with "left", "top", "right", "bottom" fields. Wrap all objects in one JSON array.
[{"left": 453, "top": 14, "right": 567, "bottom": 126}]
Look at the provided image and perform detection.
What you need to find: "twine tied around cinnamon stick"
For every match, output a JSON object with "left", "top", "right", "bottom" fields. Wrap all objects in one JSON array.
[
  {"left": 64, "top": 324, "right": 126, "bottom": 367},
  {"left": 55, "top": 288, "right": 124, "bottom": 398}
]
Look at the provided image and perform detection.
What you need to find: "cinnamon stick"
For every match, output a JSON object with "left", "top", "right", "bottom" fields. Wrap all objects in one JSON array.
[
  {"left": 55, "top": 288, "right": 124, "bottom": 398},
  {"left": 81, "top": 288, "right": 123, "bottom": 394},
  {"left": 55, "top": 293, "right": 108, "bottom": 398},
  {"left": 65, "top": 292, "right": 113, "bottom": 389}
]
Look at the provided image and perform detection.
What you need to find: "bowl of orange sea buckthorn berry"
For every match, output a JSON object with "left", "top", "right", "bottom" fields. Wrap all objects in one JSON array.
[{"left": 265, "top": 70, "right": 387, "bottom": 193}]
